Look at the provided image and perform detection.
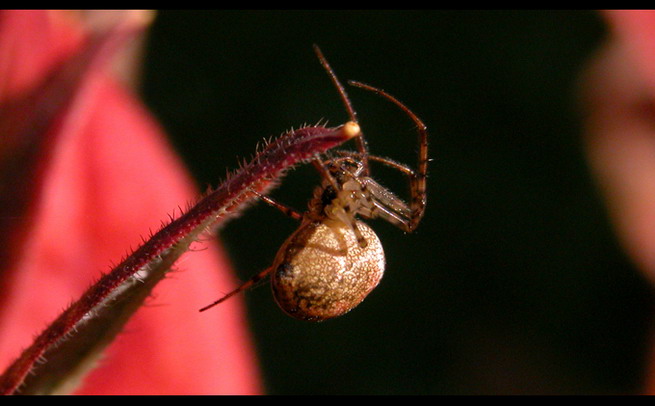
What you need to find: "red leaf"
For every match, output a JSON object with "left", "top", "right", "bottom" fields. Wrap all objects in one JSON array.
[{"left": 0, "top": 10, "right": 264, "bottom": 394}]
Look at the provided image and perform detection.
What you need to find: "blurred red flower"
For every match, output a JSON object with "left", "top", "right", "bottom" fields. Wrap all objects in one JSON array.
[
  {"left": 583, "top": 10, "right": 655, "bottom": 394},
  {"left": 0, "top": 10, "right": 261, "bottom": 394}
]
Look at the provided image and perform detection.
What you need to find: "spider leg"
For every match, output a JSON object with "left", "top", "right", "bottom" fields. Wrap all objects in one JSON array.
[
  {"left": 357, "top": 202, "right": 409, "bottom": 231},
  {"left": 252, "top": 190, "right": 304, "bottom": 221},
  {"left": 366, "top": 155, "right": 424, "bottom": 231},
  {"left": 344, "top": 213, "right": 368, "bottom": 249},
  {"left": 329, "top": 152, "right": 419, "bottom": 232},
  {"left": 346, "top": 81, "right": 429, "bottom": 232},
  {"left": 313, "top": 45, "right": 370, "bottom": 175},
  {"left": 354, "top": 175, "right": 414, "bottom": 232},
  {"left": 199, "top": 266, "right": 274, "bottom": 312}
]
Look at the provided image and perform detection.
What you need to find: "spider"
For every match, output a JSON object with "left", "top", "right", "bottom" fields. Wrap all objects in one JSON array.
[{"left": 200, "top": 46, "right": 428, "bottom": 321}]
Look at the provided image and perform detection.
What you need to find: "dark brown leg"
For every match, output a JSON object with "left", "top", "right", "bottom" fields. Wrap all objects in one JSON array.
[
  {"left": 348, "top": 81, "right": 428, "bottom": 231},
  {"left": 253, "top": 191, "right": 303, "bottom": 221},
  {"left": 199, "top": 266, "right": 274, "bottom": 312}
]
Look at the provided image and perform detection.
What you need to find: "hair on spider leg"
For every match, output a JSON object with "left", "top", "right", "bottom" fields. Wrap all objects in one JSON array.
[{"left": 200, "top": 46, "right": 428, "bottom": 321}]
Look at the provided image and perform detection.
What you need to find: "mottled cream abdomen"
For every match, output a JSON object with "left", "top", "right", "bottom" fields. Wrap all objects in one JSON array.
[{"left": 271, "top": 220, "right": 385, "bottom": 321}]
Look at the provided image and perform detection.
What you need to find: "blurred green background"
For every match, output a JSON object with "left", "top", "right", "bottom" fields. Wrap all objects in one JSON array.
[{"left": 140, "top": 10, "right": 655, "bottom": 394}]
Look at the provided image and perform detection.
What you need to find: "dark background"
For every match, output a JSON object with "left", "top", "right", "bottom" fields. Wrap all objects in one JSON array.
[{"left": 140, "top": 10, "right": 655, "bottom": 394}]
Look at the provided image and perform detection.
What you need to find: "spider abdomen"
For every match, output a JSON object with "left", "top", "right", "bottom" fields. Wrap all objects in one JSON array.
[{"left": 271, "top": 219, "right": 385, "bottom": 321}]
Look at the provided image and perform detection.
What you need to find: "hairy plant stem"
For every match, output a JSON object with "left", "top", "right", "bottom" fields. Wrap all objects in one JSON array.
[{"left": 0, "top": 122, "right": 360, "bottom": 395}]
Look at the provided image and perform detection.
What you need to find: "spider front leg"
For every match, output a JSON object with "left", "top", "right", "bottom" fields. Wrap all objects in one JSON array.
[
  {"left": 251, "top": 190, "right": 304, "bottom": 221},
  {"left": 366, "top": 155, "right": 426, "bottom": 232},
  {"left": 328, "top": 152, "right": 424, "bottom": 233},
  {"left": 348, "top": 80, "right": 429, "bottom": 232}
]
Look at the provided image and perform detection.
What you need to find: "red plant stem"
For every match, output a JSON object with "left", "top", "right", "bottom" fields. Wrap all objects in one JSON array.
[{"left": 0, "top": 122, "right": 360, "bottom": 395}]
